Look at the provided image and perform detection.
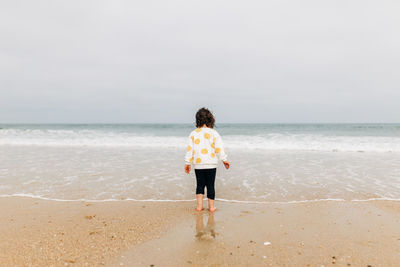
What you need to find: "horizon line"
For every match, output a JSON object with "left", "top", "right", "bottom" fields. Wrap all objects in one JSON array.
[{"left": 1, "top": 122, "right": 400, "bottom": 125}]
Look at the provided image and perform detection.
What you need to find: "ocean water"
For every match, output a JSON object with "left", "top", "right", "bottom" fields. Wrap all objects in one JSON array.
[{"left": 0, "top": 123, "right": 400, "bottom": 203}]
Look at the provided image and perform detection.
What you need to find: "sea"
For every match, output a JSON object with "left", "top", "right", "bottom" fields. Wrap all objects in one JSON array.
[{"left": 0, "top": 123, "right": 399, "bottom": 203}]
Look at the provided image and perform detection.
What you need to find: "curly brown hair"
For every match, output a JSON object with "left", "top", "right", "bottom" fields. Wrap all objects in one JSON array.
[{"left": 195, "top": 107, "right": 215, "bottom": 128}]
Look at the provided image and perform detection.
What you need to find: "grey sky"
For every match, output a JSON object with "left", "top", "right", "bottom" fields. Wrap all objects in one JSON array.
[{"left": 1, "top": 0, "right": 399, "bottom": 123}]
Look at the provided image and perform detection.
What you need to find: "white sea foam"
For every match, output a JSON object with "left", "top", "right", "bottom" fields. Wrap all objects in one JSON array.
[
  {"left": 1, "top": 125, "right": 400, "bottom": 202},
  {"left": 1, "top": 193, "right": 400, "bottom": 204},
  {"left": 1, "top": 128, "right": 400, "bottom": 152},
  {"left": 1, "top": 146, "right": 399, "bottom": 202}
]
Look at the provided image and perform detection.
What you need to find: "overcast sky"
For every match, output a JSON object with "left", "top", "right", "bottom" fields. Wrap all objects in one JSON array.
[{"left": 1, "top": 0, "right": 399, "bottom": 123}]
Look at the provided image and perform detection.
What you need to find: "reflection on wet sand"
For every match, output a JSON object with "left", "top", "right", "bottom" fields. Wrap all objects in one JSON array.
[{"left": 195, "top": 211, "right": 216, "bottom": 240}]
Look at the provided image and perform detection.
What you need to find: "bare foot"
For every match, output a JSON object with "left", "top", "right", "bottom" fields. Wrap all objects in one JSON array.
[
  {"left": 209, "top": 207, "right": 217, "bottom": 212},
  {"left": 196, "top": 207, "right": 203, "bottom": 211}
]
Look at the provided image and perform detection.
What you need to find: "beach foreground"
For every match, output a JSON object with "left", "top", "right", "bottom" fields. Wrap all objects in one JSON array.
[{"left": 0, "top": 197, "right": 399, "bottom": 266}]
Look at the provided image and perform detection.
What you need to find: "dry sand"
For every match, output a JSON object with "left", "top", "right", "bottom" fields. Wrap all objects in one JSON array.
[{"left": 1, "top": 197, "right": 399, "bottom": 267}]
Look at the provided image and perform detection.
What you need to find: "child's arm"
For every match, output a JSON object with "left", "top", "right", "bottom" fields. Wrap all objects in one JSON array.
[
  {"left": 214, "top": 133, "right": 230, "bottom": 169},
  {"left": 184, "top": 134, "right": 194, "bottom": 173}
]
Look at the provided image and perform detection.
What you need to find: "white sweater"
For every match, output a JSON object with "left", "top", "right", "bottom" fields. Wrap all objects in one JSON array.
[{"left": 184, "top": 127, "right": 228, "bottom": 169}]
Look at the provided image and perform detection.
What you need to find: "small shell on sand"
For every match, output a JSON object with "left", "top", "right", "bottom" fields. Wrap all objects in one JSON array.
[{"left": 264, "top": 241, "right": 271, "bottom": 246}]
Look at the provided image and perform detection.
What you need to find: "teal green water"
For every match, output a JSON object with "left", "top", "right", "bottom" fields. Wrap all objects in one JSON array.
[
  {"left": 1, "top": 123, "right": 400, "bottom": 151},
  {"left": 0, "top": 123, "right": 400, "bottom": 202}
]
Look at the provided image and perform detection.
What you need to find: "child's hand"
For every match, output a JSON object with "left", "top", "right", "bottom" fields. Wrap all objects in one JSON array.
[
  {"left": 223, "top": 161, "right": 230, "bottom": 169},
  {"left": 184, "top": 164, "right": 191, "bottom": 174}
]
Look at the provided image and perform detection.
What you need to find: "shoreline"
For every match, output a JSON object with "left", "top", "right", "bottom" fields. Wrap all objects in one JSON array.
[
  {"left": 2, "top": 194, "right": 400, "bottom": 203},
  {"left": 1, "top": 197, "right": 399, "bottom": 266}
]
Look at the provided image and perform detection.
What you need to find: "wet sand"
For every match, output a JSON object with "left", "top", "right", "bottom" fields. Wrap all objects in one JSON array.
[
  {"left": 0, "top": 197, "right": 190, "bottom": 266},
  {"left": 1, "top": 197, "right": 400, "bottom": 266}
]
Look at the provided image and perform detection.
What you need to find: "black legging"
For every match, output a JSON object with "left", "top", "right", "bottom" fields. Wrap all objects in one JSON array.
[{"left": 195, "top": 168, "right": 216, "bottom": 200}]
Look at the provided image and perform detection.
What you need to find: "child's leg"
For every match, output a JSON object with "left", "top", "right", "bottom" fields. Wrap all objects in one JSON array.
[
  {"left": 208, "top": 199, "right": 216, "bottom": 212},
  {"left": 194, "top": 169, "right": 206, "bottom": 211},
  {"left": 196, "top": 194, "right": 204, "bottom": 211},
  {"left": 205, "top": 168, "right": 217, "bottom": 212}
]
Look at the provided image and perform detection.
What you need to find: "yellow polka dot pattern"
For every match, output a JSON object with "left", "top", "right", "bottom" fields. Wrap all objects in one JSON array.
[{"left": 186, "top": 129, "right": 226, "bottom": 166}]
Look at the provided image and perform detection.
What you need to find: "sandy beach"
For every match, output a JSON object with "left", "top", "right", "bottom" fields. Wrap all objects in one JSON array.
[
  {"left": 2, "top": 0, "right": 400, "bottom": 264},
  {"left": 0, "top": 197, "right": 399, "bottom": 266}
]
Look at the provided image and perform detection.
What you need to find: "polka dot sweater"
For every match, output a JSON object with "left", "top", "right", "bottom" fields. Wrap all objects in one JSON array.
[{"left": 184, "top": 127, "right": 228, "bottom": 169}]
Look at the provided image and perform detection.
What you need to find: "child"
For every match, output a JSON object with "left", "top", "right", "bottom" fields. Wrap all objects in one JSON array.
[{"left": 184, "top": 107, "right": 230, "bottom": 212}]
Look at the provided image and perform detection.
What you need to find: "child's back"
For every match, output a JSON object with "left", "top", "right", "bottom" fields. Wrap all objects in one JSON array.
[{"left": 185, "top": 127, "right": 227, "bottom": 169}]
